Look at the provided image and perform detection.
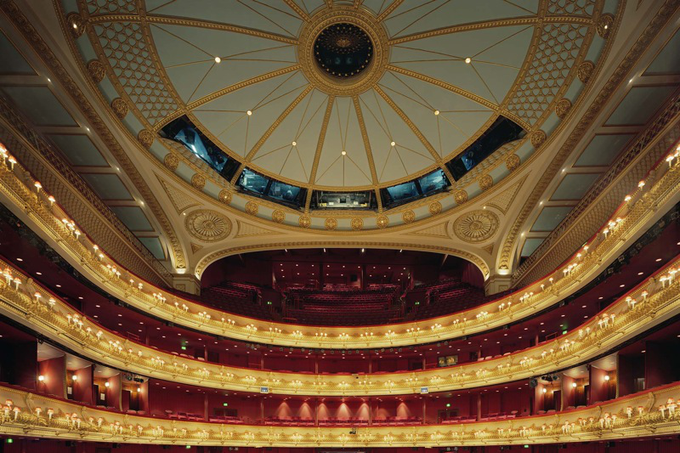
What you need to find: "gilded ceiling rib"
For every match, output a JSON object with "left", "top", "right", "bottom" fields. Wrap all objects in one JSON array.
[
  {"left": 377, "top": 0, "right": 405, "bottom": 22},
  {"left": 387, "top": 65, "right": 530, "bottom": 131},
  {"left": 86, "top": 14, "right": 299, "bottom": 45},
  {"left": 388, "top": 16, "right": 594, "bottom": 45},
  {"left": 352, "top": 95, "right": 380, "bottom": 187},
  {"left": 305, "top": 95, "right": 335, "bottom": 210},
  {"left": 155, "top": 65, "right": 301, "bottom": 130},
  {"left": 235, "top": 85, "right": 314, "bottom": 182},
  {"left": 373, "top": 85, "right": 454, "bottom": 179},
  {"left": 283, "top": 0, "right": 311, "bottom": 22}
]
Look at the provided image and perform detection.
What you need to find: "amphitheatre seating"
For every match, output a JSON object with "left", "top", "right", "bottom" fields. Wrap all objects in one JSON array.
[{"left": 201, "top": 285, "right": 273, "bottom": 320}]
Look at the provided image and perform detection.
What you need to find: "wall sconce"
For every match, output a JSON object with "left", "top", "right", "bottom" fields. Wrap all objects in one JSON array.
[
  {"left": 104, "top": 382, "right": 110, "bottom": 388},
  {"left": 72, "top": 375, "right": 78, "bottom": 382},
  {"left": 604, "top": 375, "right": 610, "bottom": 382},
  {"left": 571, "top": 382, "right": 577, "bottom": 388},
  {"left": 137, "top": 387, "right": 142, "bottom": 393},
  {"left": 38, "top": 375, "right": 45, "bottom": 382},
  {"left": 542, "top": 388, "right": 547, "bottom": 394}
]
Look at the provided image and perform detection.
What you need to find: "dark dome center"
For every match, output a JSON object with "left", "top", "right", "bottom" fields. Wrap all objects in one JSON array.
[{"left": 314, "top": 23, "right": 373, "bottom": 78}]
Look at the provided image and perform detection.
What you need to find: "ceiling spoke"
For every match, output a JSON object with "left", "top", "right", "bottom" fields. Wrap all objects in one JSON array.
[
  {"left": 352, "top": 96, "right": 380, "bottom": 186},
  {"left": 186, "top": 65, "right": 300, "bottom": 111},
  {"left": 242, "top": 85, "right": 314, "bottom": 165},
  {"left": 307, "top": 95, "right": 335, "bottom": 188},
  {"left": 389, "top": 0, "right": 451, "bottom": 38},
  {"left": 87, "top": 15, "right": 299, "bottom": 45},
  {"left": 373, "top": 85, "right": 441, "bottom": 164},
  {"left": 377, "top": 0, "right": 407, "bottom": 22},
  {"left": 388, "top": 16, "right": 593, "bottom": 45},
  {"left": 387, "top": 65, "right": 497, "bottom": 111},
  {"left": 236, "top": 0, "right": 300, "bottom": 38},
  {"left": 283, "top": 0, "right": 311, "bottom": 22}
]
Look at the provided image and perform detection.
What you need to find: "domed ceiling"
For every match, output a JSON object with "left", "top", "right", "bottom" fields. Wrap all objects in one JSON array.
[{"left": 60, "top": 0, "right": 614, "bottom": 230}]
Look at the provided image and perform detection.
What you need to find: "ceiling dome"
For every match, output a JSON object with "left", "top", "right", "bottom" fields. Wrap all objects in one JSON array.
[{"left": 68, "top": 0, "right": 609, "bottom": 228}]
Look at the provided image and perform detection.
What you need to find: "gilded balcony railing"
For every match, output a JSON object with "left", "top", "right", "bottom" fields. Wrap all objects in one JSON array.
[
  {"left": 1, "top": 250, "right": 678, "bottom": 396},
  {"left": 0, "top": 382, "right": 678, "bottom": 447},
  {"left": 0, "top": 139, "right": 678, "bottom": 349}
]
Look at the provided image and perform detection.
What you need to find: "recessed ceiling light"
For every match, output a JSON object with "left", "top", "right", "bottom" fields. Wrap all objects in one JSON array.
[
  {"left": 434, "top": 110, "right": 440, "bottom": 115},
  {"left": 16, "top": 258, "right": 23, "bottom": 262},
  {"left": 655, "top": 258, "right": 662, "bottom": 262},
  {"left": 582, "top": 305, "right": 586, "bottom": 308},
  {"left": 598, "top": 296, "right": 603, "bottom": 300},
  {"left": 390, "top": 141, "right": 396, "bottom": 147},
  {"left": 36, "top": 272, "right": 42, "bottom": 276},
  {"left": 464, "top": 57, "right": 471, "bottom": 64},
  {"left": 214, "top": 56, "right": 221, "bottom": 63},
  {"left": 341, "top": 150, "right": 347, "bottom": 156},
  {"left": 638, "top": 272, "right": 644, "bottom": 275},
  {"left": 291, "top": 141, "right": 297, "bottom": 146},
  {"left": 246, "top": 110, "right": 252, "bottom": 116},
  {"left": 56, "top": 284, "right": 61, "bottom": 288}
]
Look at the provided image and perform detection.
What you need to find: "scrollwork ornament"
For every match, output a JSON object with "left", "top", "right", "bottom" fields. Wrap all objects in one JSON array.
[
  {"left": 190, "top": 174, "right": 206, "bottom": 190},
  {"left": 453, "top": 190, "right": 468, "bottom": 206},
  {"left": 325, "top": 217, "right": 338, "bottom": 230},
  {"left": 506, "top": 153, "right": 520, "bottom": 171},
  {"left": 138, "top": 129, "right": 155, "bottom": 149},
  {"left": 555, "top": 98, "right": 572, "bottom": 119},
  {"left": 66, "top": 13, "right": 85, "bottom": 38},
  {"left": 376, "top": 215, "right": 389, "bottom": 229},
  {"left": 597, "top": 14, "right": 614, "bottom": 38},
  {"left": 163, "top": 153, "right": 179, "bottom": 171},
  {"left": 272, "top": 210, "right": 285, "bottom": 224},
  {"left": 111, "top": 98, "right": 129, "bottom": 119},
  {"left": 530, "top": 130, "right": 547, "bottom": 148},
  {"left": 402, "top": 210, "right": 415, "bottom": 224},
  {"left": 453, "top": 210, "right": 500, "bottom": 243},
  {"left": 185, "top": 210, "right": 231, "bottom": 242},
  {"left": 245, "top": 201, "right": 258, "bottom": 216},
  {"left": 350, "top": 217, "right": 364, "bottom": 231},
  {"left": 218, "top": 190, "right": 232, "bottom": 205},
  {"left": 298, "top": 214, "right": 311, "bottom": 228},
  {"left": 577, "top": 61, "right": 595, "bottom": 83},
  {"left": 479, "top": 174, "right": 493, "bottom": 191},
  {"left": 86, "top": 59, "right": 106, "bottom": 83}
]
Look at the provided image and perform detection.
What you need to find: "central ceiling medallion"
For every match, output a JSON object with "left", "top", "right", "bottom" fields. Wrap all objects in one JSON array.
[
  {"left": 299, "top": 6, "right": 388, "bottom": 96},
  {"left": 314, "top": 23, "right": 373, "bottom": 78}
]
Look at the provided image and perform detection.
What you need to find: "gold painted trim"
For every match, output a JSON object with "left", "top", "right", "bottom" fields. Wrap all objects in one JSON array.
[{"left": 0, "top": 383, "right": 678, "bottom": 447}]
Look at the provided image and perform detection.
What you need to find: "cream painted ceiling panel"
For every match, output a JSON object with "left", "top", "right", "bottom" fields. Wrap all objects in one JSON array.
[
  {"left": 192, "top": 71, "right": 310, "bottom": 158},
  {"left": 315, "top": 96, "right": 373, "bottom": 187},
  {"left": 359, "top": 88, "right": 436, "bottom": 183},
  {"left": 151, "top": 24, "right": 297, "bottom": 103},
  {"left": 144, "top": 0, "right": 304, "bottom": 38},
  {"left": 252, "top": 89, "right": 328, "bottom": 183},
  {"left": 383, "top": 0, "right": 539, "bottom": 38},
  {"left": 377, "top": 71, "right": 493, "bottom": 159}
]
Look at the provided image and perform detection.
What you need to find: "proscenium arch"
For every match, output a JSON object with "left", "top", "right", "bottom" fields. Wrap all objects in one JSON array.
[{"left": 194, "top": 242, "right": 490, "bottom": 280}]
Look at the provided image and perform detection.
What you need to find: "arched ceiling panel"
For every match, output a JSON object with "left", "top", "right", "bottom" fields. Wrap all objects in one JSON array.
[
  {"left": 358, "top": 88, "right": 437, "bottom": 183},
  {"left": 192, "top": 71, "right": 310, "bottom": 158},
  {"left": 251, "top": 89, "right": 329, "bottom": 183},
  {"left": 151, "top": 24, "right": 297, "bottom": 103},
  {"left": 383, "top": 0, "right": 539, "bottom": 38},
  {"left": 377, "top": 71, "right": 494, "bottom": 159},
  {"left": 144, "top": 0, "right": 304, "bottom": 39},
  {"left": 315, "top": 96, "right": 374, "bottom": 187}
]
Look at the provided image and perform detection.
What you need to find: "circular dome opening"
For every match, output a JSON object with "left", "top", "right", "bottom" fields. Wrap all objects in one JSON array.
[{"left": 314, "top": 23, "right": 373, "bottom": 78}]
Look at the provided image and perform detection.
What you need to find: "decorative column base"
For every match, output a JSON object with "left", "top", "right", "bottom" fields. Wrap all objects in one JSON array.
[{"left": 172, "top": 273, "right": 201, "bottom": 295}]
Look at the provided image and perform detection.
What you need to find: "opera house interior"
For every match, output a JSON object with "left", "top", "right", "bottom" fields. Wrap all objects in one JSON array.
[{"left": 1, "top": 0, "right": 680, "bottom": 452}]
